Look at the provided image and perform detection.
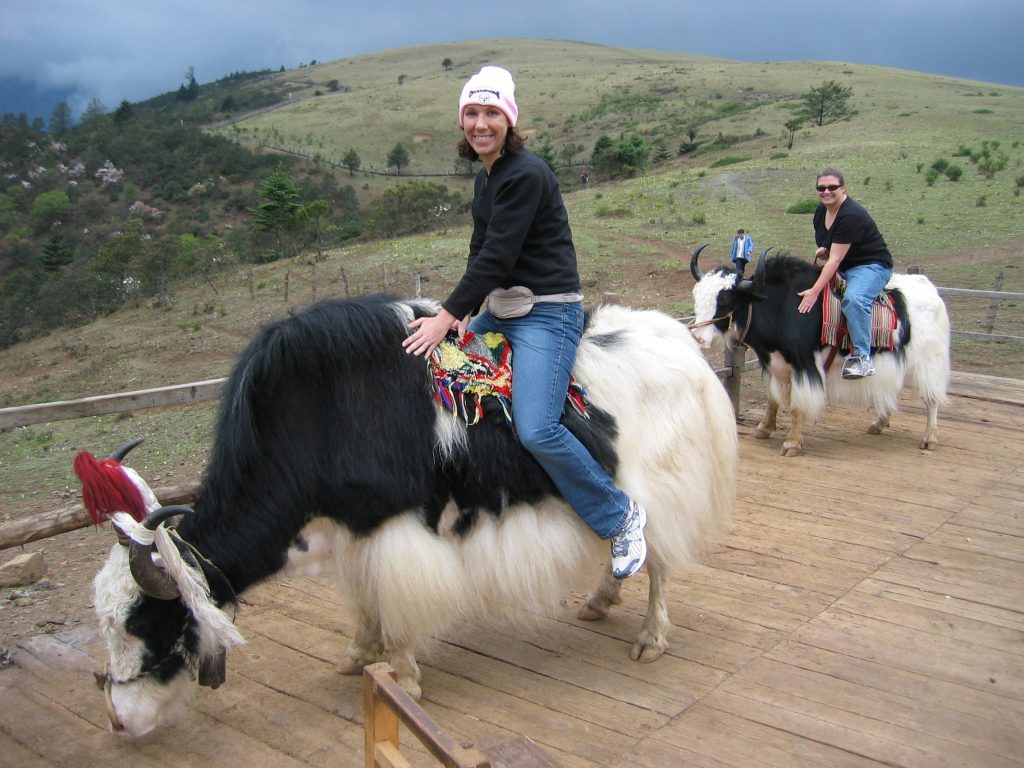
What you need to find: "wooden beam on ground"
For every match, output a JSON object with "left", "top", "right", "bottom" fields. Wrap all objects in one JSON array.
[{"left": 0, "top": 483, "right": 199, "bottom": 551}]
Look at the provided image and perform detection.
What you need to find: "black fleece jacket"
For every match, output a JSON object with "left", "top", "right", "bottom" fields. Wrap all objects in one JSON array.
[{"left": 442, "top": 149, "right": 581, "bottom": 319}]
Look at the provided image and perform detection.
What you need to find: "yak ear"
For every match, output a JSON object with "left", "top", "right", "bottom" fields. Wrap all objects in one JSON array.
[
  {"left": 734, "top": 278, "right": 767, "bottom": 302},
  {"left": 195, "top": 556, "right": 236, "bottom": 607}
]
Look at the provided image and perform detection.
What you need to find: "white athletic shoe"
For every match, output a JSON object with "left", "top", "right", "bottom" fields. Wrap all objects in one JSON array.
[{"left": 610, "top": 500, "right": 647, "bottom": 579}]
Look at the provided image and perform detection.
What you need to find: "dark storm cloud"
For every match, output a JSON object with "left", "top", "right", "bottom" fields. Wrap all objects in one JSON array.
[{"left": 2, "top": 0, "right": 1021, "bottom": 120}]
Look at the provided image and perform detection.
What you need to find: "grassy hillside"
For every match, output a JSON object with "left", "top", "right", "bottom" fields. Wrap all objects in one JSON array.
[
  {"left": 216, "top": 40, "right": 1023, "bottom": 244},
  {"left": 1, "top": 38, "right": 1022, "bottom": 510},
  {"left": 213, "top": 38, "right": 1023, "bottom": 302}
]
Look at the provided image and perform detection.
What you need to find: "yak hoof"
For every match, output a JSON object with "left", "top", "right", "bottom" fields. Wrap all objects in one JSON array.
[
  {"left": 920, "top": 438, "right": 937, "bottom": 451},
  {"left": 781, "top": 443, "right": 802, "bottom": 457},
  {"left": 577, "top": 601, "right": 610, "bottom": 621},
  {"left": 337, "top": 657, "right": 366, "bottom": 676},
  {"left": 629, "top": 640, "right": 666, "bottom": 663},
  {"left": 398, "top": 676, "right": 422, "bottom": 700},
  {"left": 752, "top": 426, "right": 773, "bottom": 440},
  {"left": 867, "top": 424, "right": 883, "bottom": 435}
]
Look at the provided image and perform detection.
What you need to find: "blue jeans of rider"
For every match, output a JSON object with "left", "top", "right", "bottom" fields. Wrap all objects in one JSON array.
[
  {"left": 469, "top": 302, "right": 630, "bottom": 539},
  {"left": 841, "top": 263, "right": 893, "bottom": 357}
]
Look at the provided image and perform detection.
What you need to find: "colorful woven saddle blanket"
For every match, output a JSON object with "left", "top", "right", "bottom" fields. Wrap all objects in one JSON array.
[
  {"left": 429, "top": 330, "right": 588, "bottom": 425},
  {"left": 821, "top": 276, "right": 899, "bottom": 354}
]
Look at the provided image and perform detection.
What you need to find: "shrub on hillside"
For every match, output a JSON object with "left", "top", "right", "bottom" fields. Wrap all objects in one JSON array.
[
  {"left": 710, "top": 156, "right": 748, "bottom": 168},
  {"left": 365, "top": 181, "right": 462, "bottom": 238},
  {"left": 786, "top": 199, "right": 818, "bottom": 214}
]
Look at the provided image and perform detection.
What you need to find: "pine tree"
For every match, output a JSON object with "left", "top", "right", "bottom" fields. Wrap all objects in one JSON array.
[
  {"left": 40, "top": 233, "right": 75, "bottom": 272},
  {"left": 801, "top": 81, "right": 855, "bottom": 126},
  {"left": 49, "top": 101, "right": 72, "bottom": 136},
  {"left": 387, "top": 143, "right": 409, "bottom": 174},
  {"left": 342, "top": 148, "right": 362, "bottom": 176},
  {"left": 249, "top": 167, "right": 304, "bottom": 260}
]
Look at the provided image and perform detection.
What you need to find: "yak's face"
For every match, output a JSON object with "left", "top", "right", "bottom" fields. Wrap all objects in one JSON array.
[
  {"left": 93, "top": 545, "right": 197, "bottom": 737},
  {"left": 690, "top": 268, "right": 741, "bottom": 349},
  {"left": 76, "top": 443, "right": 244, "bottom": 737}
]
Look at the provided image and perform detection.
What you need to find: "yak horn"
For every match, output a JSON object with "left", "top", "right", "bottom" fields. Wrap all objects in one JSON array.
[
  {"left": 753, "top": 246, "right": 774, "bottom": 292},
  {"left": 108, "top": 436, "right": 145, "bottom": 463},
  {"left": 128, "top": 506, "right": 193, "bottom": 600},
  {"left": 689, "top": 244, "right": 710, "bottom": 281}
]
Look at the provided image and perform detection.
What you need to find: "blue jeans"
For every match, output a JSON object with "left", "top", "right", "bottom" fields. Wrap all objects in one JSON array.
[
  {"left": 841, "top": 263, "right": 893, "bottom": 357},
  {"left": 469, "top": 303, "right": 629, "bottom": 539}
]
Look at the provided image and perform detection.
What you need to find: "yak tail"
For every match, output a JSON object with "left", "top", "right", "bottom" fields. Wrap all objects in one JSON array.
[{"left": 891, "top": 274, "right": 951, "bottom": 408}]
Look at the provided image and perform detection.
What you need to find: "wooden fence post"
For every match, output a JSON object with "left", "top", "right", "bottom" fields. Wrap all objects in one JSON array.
[
  {"left": 723, "top": 343, "right": 745, "bottom": 416},
  {"left": 363, "top": 664, "right": 406, "bottom": 768},
  {"left": 362, "top": 662, "right": 492, "bottom": 768},
  {"left": 985, "top": 271, "right": 1005, "bottom": 335}
]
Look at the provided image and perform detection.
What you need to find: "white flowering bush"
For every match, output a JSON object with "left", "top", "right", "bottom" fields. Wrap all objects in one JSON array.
[
  {"left": 95, "top": 160, "right": 125, "bottom": 187},
  {"left": 128, "top": 200, "right": 163, "bottom": 220}
]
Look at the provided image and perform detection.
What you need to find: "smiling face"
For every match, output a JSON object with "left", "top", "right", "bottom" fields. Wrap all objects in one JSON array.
[
  {"left": 815, "top": 174, "right": 846, "bottom": 207},
  {"left": 461, "top": 104, "right": 509, "bottom": 169}
]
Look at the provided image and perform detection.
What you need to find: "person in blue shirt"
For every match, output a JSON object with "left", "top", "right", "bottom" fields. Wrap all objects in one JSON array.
[{"left": 731, "top": 228, "right": 754, "bottom": 274}]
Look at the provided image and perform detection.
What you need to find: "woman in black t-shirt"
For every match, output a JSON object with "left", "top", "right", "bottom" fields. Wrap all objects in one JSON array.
[{"left": 797, "top": 168, "right": 894, "bottom": 379}]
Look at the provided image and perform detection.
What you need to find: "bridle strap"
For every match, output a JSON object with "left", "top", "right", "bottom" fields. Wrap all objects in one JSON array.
[
  {"left": 735, "top": 303, "right": 754, "bottom": 345},
  {"left": 687, "top": 310, "right": 733, "bottom": 330},
  {"left": 688, "top": 306, "right": 753, "bottom": 346}
]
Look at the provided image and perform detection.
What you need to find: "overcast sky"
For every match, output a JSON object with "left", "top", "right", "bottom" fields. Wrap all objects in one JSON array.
[{"left": 2, "top": 0, "right": 1022, "bottom": 122}]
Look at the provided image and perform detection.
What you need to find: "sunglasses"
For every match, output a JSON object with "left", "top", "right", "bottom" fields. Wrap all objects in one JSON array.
[{"left": 816, "top": 184, "right": 842, "bottom": 192}]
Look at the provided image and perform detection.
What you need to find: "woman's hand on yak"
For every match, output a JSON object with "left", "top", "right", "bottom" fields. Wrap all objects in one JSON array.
[{"left": 403, "top": 309, "right": 465, "bottom": 357}]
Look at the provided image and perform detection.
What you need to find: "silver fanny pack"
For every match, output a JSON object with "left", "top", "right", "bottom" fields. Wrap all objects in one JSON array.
[{"left": 486, "top": 286, "right": 583, "bottom": 319}]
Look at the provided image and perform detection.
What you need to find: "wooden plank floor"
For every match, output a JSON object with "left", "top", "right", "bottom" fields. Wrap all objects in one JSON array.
[{"left": 2, "top": 372, "right": 1022, "bottom": 767}]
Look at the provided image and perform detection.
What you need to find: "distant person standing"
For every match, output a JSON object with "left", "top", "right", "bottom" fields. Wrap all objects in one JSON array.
[{"left": 731, "top": 228, "right": 754, "bottom": 274}]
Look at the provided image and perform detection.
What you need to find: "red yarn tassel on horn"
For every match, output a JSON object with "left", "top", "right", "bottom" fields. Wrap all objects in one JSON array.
[{"left": 72, "top": 451, "right": 146, "bottom": 524}]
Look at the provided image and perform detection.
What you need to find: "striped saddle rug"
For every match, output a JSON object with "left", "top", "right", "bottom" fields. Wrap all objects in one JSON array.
[{"left": 821, "top": 276, "right": 899, "bottom": 355}]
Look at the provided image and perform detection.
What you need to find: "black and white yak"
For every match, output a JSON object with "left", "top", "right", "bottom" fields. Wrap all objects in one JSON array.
[
  {"left": 75, "top": 294, "right": 737, "bottom": 737},
  {"left": 689, "top": 246, "right": 950, "bottom": 456}
]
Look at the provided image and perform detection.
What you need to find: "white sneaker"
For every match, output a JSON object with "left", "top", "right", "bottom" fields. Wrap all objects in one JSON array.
[
  {"left": 842, "top": 354, "right": 875, "bottom": 380},
  {"left": 610, "top": 500, "right": 647, "bottom": 579}
]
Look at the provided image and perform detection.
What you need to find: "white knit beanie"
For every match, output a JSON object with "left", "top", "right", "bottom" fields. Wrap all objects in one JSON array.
[{"left": 458, "top": 66, "right": 518, "bottom": 127}]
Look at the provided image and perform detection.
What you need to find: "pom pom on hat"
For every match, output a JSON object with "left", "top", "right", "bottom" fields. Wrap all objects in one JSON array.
[{"left": 459, "top": 66, "right": 518, "bottom": 127}]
